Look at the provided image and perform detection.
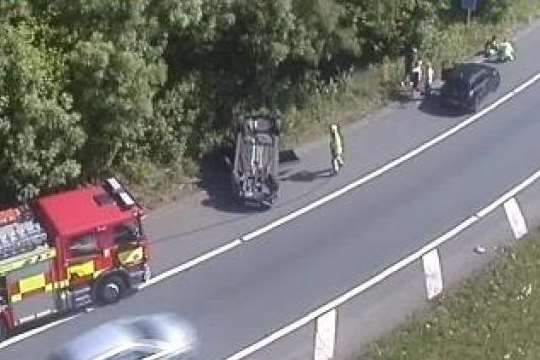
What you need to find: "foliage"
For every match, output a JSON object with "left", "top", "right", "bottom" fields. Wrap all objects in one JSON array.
[
  {"left": 67, "top": 34, "right": 166, "bottom": 177},
  {"left": 0, "top": 22, "right": 84, "bottom": 203},
  {"left": 0, "top": 0, "right": 538, "bottom": 203}
]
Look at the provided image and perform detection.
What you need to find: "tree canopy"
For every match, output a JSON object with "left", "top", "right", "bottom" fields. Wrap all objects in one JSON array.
[{"left": 0, "top": 0, "right": 515, "bottom": 202}]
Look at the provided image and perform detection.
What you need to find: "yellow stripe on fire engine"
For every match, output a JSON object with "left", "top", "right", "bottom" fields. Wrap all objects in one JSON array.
[
  {"left": 39, "top": 248, "right": 56, "bottom": 261},
  {"left": 118, "top": 247, "right": 144, "bottom": 265},
  {"left": 0, "top": 258, "right": 27, "bottom": 275},
  {"left": 18, "top": 273, "right": 47, "bottom": 294},
  {"left": 68, "top": 260, "right": 95, "bottom": 278},
  {"left": 0, "top": 247, "right": 56, "bottom": 275}
]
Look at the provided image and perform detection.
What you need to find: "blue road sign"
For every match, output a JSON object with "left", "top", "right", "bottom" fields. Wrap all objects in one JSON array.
[{"left": 461, "top": 0, "right": 478, "bottom": 11}]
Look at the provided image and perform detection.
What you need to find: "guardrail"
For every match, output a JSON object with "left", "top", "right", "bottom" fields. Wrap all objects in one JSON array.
[{"left": 226, "top": 165, "right": 540, "bottom": 360}]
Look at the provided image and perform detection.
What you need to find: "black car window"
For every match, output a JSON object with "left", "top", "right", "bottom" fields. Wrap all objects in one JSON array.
[
  {"left": 130, "top": 320, "right": 165, "bottom": 341},
  {"left": 446, "top": 78, "right": 469, "bottom": 97},
  {"left": 472, "top": 71, "right": 488, "bottom": 89},
  {"left": 114, "top": 221, "right": 140, "bottom": 245}
]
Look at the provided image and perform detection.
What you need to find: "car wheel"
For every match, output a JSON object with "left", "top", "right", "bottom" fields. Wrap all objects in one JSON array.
[
  {"left": 493, "top": 73, "right": 501, "bottom": 90},
  {"left": 0, "top": 319, "right": 8, "bottom": 342},
  {"left": 472, "top": 96, "right": 480, "bottom": 113},
  {"left": 97, "top": 275, "right": 126, "bottom": 305},
  {"left": 488, "top": 79, "right": 496, "bottom": 92}
]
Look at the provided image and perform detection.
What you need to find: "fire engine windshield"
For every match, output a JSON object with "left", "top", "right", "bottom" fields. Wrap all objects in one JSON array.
[{"left": 114, "top": 220, "right": 144, "bottom": 245}]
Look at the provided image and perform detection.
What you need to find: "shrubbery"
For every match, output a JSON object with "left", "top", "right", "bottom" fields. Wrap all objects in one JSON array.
[{"left": 0, "top": 0, "right": 538, "bottom": 203}]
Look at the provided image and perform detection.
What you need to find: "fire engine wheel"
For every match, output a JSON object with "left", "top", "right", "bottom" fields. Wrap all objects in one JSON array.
[{"left": 96, "top": 275, "right": 126, "bottom": 305}]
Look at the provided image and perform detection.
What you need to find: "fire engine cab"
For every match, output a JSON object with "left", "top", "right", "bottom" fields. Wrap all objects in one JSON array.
[{"left": 0, "top": 178, "right": 150, "bottom": 341}]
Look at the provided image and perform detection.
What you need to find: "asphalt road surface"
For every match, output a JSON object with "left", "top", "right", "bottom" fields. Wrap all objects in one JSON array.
[{"left": 2, "top": 22, "right": 540, "bottom": 360}]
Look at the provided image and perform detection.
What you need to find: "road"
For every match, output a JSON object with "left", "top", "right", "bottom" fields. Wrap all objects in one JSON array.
[{"left": 2, "top": 22, "right": 540, "bottom": 360}]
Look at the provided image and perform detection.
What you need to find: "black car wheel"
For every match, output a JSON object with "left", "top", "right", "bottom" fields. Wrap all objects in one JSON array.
[
  {"left": 97, "top": 275, "right": 126, "bottom": 305},
  {"left": 492, "top": 76, "right": 500, "bottom": 92},
  {"left": 472, "top": 96, "right": 481, "bottom": 113}
]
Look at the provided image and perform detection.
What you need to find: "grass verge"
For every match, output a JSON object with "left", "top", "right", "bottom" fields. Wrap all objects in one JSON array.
[
  {"left": 118, "top": 158, "right": 200, "bottom": 210},
  {"left": 360, "top": 230, "right": 540, "bottom": 360}
]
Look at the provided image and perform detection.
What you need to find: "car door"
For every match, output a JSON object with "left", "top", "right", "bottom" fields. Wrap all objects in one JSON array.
[
  {"left": 65, "top": 232, "right": 103, "bottom": 284},
  {"left": 472, "top": 71, "right": 489, "bottom": 102}
]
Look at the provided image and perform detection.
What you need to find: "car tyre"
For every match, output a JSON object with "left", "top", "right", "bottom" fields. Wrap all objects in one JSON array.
[
  {"left": 472, "top": 96, "right": 480, "bottom": 113},
  {"left": 97, "top": 275, "right": 126, "bottom": 305}
]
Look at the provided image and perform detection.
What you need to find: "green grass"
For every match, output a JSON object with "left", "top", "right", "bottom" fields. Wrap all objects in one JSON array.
[
  {"left": 118, "top": 157, "right": 200, "bottom": 210},
  {"left": 282, "top": 66, "right": 387, "bottom": 147},
  {"left": 360, "top": 232, "right": 540, "bottom": 360}
]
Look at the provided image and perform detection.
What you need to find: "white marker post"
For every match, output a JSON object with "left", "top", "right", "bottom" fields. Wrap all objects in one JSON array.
[
  {"left": 504, "top": 198, "right": 527, "bottom": 239},
  {"left": 422, "top": 249, "right": 443, "bottom": 300},
  {"left": 314, "top": 309, "right": 337, "bottom": 360}
]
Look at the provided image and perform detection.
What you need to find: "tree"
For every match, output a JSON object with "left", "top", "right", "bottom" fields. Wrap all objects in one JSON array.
[
  {"left": 0, "top": 22, "right": 85, "bottom": 203},
  {"left": 67, "top": 34, "right": 166, "bottom": 177}
]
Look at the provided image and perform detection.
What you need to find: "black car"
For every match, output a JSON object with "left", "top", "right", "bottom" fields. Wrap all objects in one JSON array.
[{"left": 440, "top": 63, "right": 500, "bottom": 113}]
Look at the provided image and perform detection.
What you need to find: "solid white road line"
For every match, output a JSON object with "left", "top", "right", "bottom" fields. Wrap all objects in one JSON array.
[
  {"left": 226, "top": 164, "right": 540, "bottom": 360},
  {"left": 138, "top": 239, "right": 243, "bottom": 290},
  {"left": 476, "top": 166, "right": 540, "bottom": 218},
  {"left": 223, "top": 215, "right": 481, "bottom": 360},
  {"left": 241, "top": 72, "right": 540, "bottom": 242},
  {"left": 3, "top": 69, "right": 540, "bottom": 352},
  {"left": 0, "top": 314, "right": 81, "bottom": 350},
  {"left": 0, "top": 241, "right": 244, "bottom": 350}
]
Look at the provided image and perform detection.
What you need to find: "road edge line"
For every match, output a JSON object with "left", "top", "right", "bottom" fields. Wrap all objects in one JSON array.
[{"left": 241, "top": 72, "right": 540, "bottom": 241}]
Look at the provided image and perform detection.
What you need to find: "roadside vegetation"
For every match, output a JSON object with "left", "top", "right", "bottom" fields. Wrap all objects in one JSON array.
[
  {"left": 360, "top": 230, "right": 540, "bottom": 360},
  {"left": 1, "top": 1, "right": 540, "bottom": 207}
]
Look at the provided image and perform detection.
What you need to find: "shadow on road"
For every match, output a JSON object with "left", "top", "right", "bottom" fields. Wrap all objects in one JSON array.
[
  {"left": 280, "top": 168, "right": 333, "bottom": 182},
  {"left": 389, "top": 87, "right": 423, "bottom": 105},
  {"left": 197, "top": 149, "right": 268, "bottom": 214},
  {"left": 417, "top": 93, "right": 468, "bottom": 118}
]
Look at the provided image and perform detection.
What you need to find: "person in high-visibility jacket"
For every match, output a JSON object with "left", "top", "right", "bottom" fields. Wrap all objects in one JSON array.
[
  {"left": 498, "top": 38, "right": 516, "bottom": 62},
  {"left": 329, "top": 124, "right": 345, "bottom": 174}
]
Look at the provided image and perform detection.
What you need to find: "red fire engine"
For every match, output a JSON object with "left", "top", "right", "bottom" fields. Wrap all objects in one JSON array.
[{"left": 0, "top": 178, "right": 151, "bottom": 340}]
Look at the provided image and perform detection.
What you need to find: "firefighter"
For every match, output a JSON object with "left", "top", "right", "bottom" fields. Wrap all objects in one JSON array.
[
  {"left": 402, "top": 45, "right": 418, "bottom": 87},
  {"left": 424, "top": 61, "right": 434, "bottom": 97},
  {"left": 329, "top": 124, "right": 345, "bottom": 174},
  {"left": 411, "top": 60, "right": 423, "bottom": 93}
]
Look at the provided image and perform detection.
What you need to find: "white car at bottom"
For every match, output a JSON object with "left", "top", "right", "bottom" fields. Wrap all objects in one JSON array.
[{"left": 49, "top": 313, "right": 198, "bottom": 360}]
